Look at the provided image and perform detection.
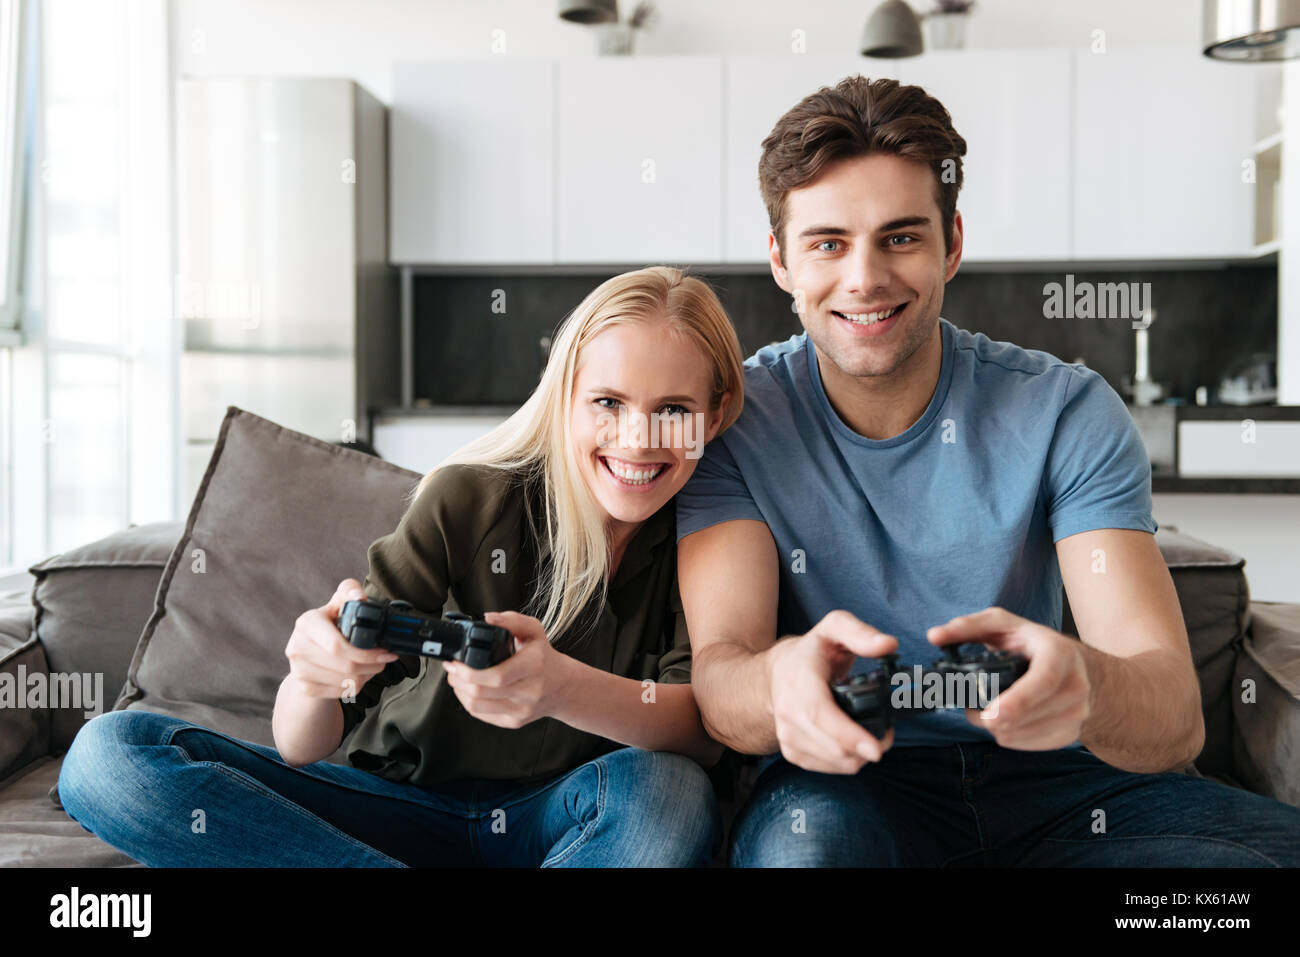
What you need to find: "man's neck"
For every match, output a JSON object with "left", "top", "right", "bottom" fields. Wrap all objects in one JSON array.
[{"left": 817, "top": 324, "right": 944, "bottom": 441}]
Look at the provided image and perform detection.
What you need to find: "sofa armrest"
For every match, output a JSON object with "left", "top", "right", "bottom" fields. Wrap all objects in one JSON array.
[
  {"left": 1232, "top": 602, "right": 1300, "bottom": 807},
  {"left": 0, "top": 593, "right": 51, "bottom": 781},
  {"left": 29, "top": 520, "right": 183, "bottom": 754}
]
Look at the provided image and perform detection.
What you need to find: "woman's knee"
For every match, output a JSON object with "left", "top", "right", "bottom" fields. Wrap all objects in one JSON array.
[
  {"left": 57, "top": 709, "right": 190, "bottom": 817},
  {"left": 599, "top": 749, "right": 722, "bottom": 863}
]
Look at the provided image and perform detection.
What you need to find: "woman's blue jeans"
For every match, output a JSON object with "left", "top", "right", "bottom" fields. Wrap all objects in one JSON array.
[{"left": 56, "top": 709, "right": 721, "bottom": 867}]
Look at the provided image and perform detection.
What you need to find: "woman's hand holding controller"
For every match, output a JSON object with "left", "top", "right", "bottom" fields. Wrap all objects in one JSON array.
[
  {"left": 284, "top": 578, "right": 400, "bottom": 700},
  {"left": 441, "top": 611, "right": 570, "bottom": 728}
]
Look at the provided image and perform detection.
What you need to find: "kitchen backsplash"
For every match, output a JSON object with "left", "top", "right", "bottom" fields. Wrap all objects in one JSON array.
[{"left": 411, "top": 264, "right": 1277, "bottom": 406}]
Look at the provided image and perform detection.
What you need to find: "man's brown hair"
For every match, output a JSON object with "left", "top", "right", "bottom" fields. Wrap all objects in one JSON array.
[{"left": 759, "top": 75, "right": 968, "bottom": 264}]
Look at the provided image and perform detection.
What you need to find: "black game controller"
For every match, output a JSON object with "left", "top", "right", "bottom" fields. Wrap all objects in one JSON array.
[
  {"left": 338, "top": 598, "right": 515, "bottom": 669},
  {"left": 831, "top": 643, "right": 1029, "bottom": 738}
]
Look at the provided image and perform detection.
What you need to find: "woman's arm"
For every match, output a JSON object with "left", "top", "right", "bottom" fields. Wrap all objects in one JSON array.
[
  {"left": 549, "top": 657, "right": 724, "bottom": 766},
  {"left": 277, "top": 467, "right": 471, "bottom": 761},
  {"left": 273, "top": 578, "right": 401, "bottom": 766},
  {"left": 441, "top": 610, "right": 724, "bottom": 767},
  {"left": 273, "top": 676, "right": 346, "bottom": 767}
]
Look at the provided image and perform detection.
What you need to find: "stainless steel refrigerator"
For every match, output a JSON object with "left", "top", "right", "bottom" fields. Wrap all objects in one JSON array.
[{"left": 175, "top": 76, "right": 397, "bottom": 505}]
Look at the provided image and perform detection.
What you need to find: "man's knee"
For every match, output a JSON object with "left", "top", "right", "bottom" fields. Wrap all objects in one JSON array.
[{"left": 729, "top": 763, "right": 918, "bottom": 867}]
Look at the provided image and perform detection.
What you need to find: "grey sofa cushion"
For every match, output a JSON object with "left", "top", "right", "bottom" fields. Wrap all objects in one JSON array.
[
  {"left": 1233, "top": 602, "right": 1300, "bottom": 807},
  {"left": 28, "top": 522, "right": 183, "bottom": 754},
  {"left": 1061, "top": 527, "right": 1247, "bottom": 780},
  {"left": 0, "top": 590, "right": 49, "bottom": 781},
  {"left": 1154, "top": 528, "right": 1249, "bottom": 780},
  {"left": 110, "top": 406, "right": 421, "bottom": 766},
  {"left": 0, "top": 756, "right": 140, "bottom": 866}
]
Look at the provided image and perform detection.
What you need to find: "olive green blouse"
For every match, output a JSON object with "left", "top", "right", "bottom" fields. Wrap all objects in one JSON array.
[{"left": 343, "top": 462, "right": 692, "bottom": 787}]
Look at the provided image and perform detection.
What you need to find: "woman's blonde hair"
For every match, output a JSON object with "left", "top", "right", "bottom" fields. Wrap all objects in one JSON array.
[{"left": 407, "top": 266, "right": 745, "bottom": 642}]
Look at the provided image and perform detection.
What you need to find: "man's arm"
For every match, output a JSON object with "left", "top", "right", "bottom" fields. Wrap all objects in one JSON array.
[
  {"left": 929, "top": 527, "right": 1203, "bottom": 774},
  {"left": 1058, "top": 527, "right": 1204, "bottom": 772},
  {"left": 678, "top": 518, "right": 897, "bottom": 770}
]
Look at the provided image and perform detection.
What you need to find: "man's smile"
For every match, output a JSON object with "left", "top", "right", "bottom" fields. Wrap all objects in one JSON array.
[{"left": 831, "top": 301, "right": 908, "bottom": 336}]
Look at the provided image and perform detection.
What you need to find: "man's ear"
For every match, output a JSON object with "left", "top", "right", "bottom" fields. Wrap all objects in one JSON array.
[
  {"left": 944, "top": 211, "right": 964, "bottom": 282},
  {"left": 768, "top": 232, "right": 790, "bottom": 292}
]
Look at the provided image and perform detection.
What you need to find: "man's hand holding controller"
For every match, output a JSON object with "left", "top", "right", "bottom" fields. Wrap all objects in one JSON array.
[
  {"left": 766, "top": 609, "right": 899, "bottom": 775},
  {"left": 284, "top": 579, "right": 400, "bottom": 701},
  {"left": 927, "top": 606, "right": 1090, "bottom": 751}
]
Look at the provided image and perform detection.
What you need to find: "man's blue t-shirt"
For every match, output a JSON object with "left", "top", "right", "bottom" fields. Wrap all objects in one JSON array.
[{"left": 675, "top": 318, "right": 1156, "bottom": 748}]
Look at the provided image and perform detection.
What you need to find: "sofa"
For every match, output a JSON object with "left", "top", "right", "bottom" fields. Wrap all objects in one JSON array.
[{"left": 1, "top": 406, "right": 1298, "bottom": 866}]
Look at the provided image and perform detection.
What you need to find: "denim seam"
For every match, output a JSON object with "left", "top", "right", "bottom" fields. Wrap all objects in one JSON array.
[
  {"left": 162, "top": 723, "right": 409, "bottom": 865},
  {"left": 539, "top": 759, "right": 607, "bottom": 867},
  {"left": 201, "top": 759, "right": 407, "bottom": 866},
  {"left": 484, "top": 776, "right": 571, "bottom": 813},
  {"left": 467, "top": 779, "right": 482, "bottom": 863},
  {"left": 162, "top": 722, "right": 461, "bottom": 817},
  {"left": 957, "top": 746, "right": 990, "bottom": 858}
]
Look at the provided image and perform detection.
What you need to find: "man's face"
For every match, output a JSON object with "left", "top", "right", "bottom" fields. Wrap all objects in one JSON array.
[{"left": 770, "top": 152, "right": 962, "bottom": 382}]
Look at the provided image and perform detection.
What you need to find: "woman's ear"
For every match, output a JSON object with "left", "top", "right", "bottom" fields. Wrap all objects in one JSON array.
[{"left": 706, "top": 391, "right": 732, "bottom": 442}]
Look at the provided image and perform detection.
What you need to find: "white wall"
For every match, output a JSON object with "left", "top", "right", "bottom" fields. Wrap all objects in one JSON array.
[
  {"left": 1281, "top": 60, "right": 1299, "bottom": 404},
  {"left": 170, "top": 0, "right": 1203, "bottom": 103},
  {"left": 1154, "top": 494, "right": 1300, "bottom": 604}
]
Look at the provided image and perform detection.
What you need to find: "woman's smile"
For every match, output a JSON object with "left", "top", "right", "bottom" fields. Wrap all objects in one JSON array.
[{"left": 596, "top": 452, "right": 673, "bottom": 492}]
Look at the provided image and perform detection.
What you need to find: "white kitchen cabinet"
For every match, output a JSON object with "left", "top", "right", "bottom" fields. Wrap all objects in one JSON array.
[
  {"left": 1073, "top": 48, "right": 1258, "bottom": 260},
  {"left": 898, "top": 51, "right": 1073, "bottom": 262},
  {"left": 390, "top": 60, "right": 554, "bottom": 264},
  {"left": 388, "top": 52, "right": 1272, "bottom": 269},
  {"left": 555, "top": 56, "right": 723, "bottom": 264},
  {"left": 724, "top": 57, "right": 894, "bottom": 263}
]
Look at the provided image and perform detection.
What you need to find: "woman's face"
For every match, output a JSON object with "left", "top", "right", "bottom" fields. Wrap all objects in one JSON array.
[{"left": 570, "top": 318, "right": 728, "bottom": 532}]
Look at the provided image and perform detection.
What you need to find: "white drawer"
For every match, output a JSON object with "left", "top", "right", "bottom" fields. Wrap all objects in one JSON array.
[
  {"left": 1178, "top": 420, "right": 1300, "bottom": 477},
  {"left": 373, "top": 415, "right": 511, "bottom": 474}
]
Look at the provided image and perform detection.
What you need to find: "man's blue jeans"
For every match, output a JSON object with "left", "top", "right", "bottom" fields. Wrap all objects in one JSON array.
[
  {"left": 56, "top": 709, "right": 721, "bottom": 867},
  {"left": 731, "top": 743, "right": 1300, "bottom": 866}
]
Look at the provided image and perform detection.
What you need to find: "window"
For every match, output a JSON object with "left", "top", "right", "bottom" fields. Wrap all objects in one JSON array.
[
  {"left": 0, "top": 0, "right": 172, "bottom": 574},
  {"left": 0, "top": 0, "right": 27, "bottom": 343}
]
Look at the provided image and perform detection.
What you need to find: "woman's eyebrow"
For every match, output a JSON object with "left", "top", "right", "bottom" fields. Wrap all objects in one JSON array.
[{"left": 588, "top": 387, "right": 698, "bottom": 404}]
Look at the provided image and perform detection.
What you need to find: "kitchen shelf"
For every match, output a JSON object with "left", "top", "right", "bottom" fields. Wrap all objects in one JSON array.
[
  {"left": 1253, "top": 136, "right": 1282, "bottom": 249},
  {"left": 1254, "top": 131, "right": 1284, "bottom": 154},
  {"left": 1153, "top": 476, "right": 1300, "bottom": 494}
]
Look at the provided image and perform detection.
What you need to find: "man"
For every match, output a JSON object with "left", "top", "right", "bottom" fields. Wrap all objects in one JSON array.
[{"left": 676, "top": 75, "right": 1300, "bottom": 866}]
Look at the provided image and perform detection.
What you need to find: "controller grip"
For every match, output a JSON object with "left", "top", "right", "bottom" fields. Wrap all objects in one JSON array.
[
  {"left": 461, "top": 646, "right": 493, "bottom": 669},
  {"left": 348, "top": 626, "right": 380, "bottom": 649}
]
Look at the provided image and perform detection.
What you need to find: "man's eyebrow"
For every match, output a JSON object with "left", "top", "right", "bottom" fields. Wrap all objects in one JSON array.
[
  {"left": 795, "top": 224, "right": 852, "bottom": 239},
  {"left": 588, "top": 387, "right": 698, "bottom": 404},
  {"left": 795, "top": 216, "right": 933, "bottom": 239},
  {"left": 878, "top": 216, "right": 932, "bottom": 232}
]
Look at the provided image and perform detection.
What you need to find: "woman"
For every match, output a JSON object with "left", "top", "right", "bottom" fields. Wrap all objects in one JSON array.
[{"left": 57, "top": 266, "right": 745, "bottom": 867}]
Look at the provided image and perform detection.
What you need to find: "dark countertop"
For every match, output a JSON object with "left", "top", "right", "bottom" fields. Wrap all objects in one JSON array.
[
  {"left": 1152, "top": 475, "right": 1300, "bottom": 494},
  {"left": 1173, "top": 405, "right": 1300, "bottom": 421},
  {"left": 373, "top": 404, "right": 1300, "bottom": 493}
]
